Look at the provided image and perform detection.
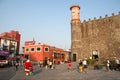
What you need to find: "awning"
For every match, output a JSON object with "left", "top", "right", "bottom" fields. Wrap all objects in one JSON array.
[{"left": 0, "top": 50, "right": 10, "bottom": 56}]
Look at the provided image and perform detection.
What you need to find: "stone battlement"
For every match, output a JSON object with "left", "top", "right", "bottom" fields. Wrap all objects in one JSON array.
[{"left": 82, "top": 12, "right": 120, "bottom": 24}]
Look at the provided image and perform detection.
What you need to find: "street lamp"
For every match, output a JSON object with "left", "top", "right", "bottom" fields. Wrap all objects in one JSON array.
[
  {"left": 51, "top": 47, "right": 55, "bottom": 69},
  {"left": 52, "top": 52, "right": 54, "bottom": 64},
  {"left": 52, "top": 52, "right": 55, "bottom": 69},
  {"left": 52, "top": 47, "right": 55, "bottom": 64}
]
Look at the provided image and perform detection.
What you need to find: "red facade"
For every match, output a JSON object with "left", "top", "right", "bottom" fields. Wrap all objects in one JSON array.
[{"left": 23, "top": 41, "right": 68, "bottom": 64}]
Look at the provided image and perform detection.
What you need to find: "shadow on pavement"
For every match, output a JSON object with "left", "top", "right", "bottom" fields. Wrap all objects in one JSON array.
[{"left": 33, "top": 68, "right": 42, "bottom": 75}]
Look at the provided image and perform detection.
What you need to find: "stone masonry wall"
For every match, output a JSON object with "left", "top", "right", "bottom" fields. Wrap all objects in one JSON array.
[{"left": 72, "top": 13, "right": 120, "bottom": 61}]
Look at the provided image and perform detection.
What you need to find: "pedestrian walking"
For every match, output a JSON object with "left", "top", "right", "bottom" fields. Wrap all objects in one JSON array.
[
  {"left": 39, "top": 60, "right": 43, "bottom": 68},
  {"left": 15, "top": 61, "right": 19, "bottom": 71},
  {"left": 114, "top": 57, "right": 120, "bottom": 71},
  {"left": 49, "top": 61, "right": 52, "bottom": 69},
  {"left": 67, "top": 60, "right": 72, "bottom": 72},
  {"left": 79, "top": 59, "right": 83, "bottom": 73},
  {"left": 106, "top": 59, "right": 110, "bottom": 71},
  {"left": 45, "top": 59, "right": 49, "bottom": 70},
  {"left": 83, "top": 58, "right": 88, "bottom": 73}
]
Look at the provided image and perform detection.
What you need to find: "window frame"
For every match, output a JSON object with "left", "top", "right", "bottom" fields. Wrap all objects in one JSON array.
[
  {"left": 25, "top": 48, "right": 29, "bottom": 52},
  {"left": 36, "top": 47, "right": 41, "bottom": 52},
  {"left": 44, "top": 47, "right": 49, "bottom": 52},
  {"left": 31, "top": 47, "right": 35, "bottom": 52}
]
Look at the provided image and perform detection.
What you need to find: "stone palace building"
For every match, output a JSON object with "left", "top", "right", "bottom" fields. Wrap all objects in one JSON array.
[{"left": 70, "top": 5, "right": 120, "bottom": 61}]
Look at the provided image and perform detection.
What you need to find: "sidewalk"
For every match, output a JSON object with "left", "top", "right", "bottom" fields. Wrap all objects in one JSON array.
[{"left": 10, "top": 62, "right": 120, "bottom": 80}]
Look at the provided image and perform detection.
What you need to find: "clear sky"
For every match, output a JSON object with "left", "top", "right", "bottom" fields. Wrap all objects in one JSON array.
[{"left": 0, "top": 0, "right": 120, "bottom": 52}]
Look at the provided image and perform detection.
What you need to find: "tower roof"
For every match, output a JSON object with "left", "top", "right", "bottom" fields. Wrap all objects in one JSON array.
[{"left": 70, "top": 5, "right": 80, "bottom": 10}]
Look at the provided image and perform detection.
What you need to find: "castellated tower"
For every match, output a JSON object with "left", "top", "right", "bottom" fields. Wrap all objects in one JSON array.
[
  {"left": 70, "top": 5, "right": 81, "bottom": 61},
  {"left": 70, "top": 5, "right": 120, "bottom": 62}
]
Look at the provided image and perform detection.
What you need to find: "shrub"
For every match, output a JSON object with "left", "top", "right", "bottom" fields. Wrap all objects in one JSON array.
[{"left": 87, "top": 59, "right": 96, "bottom": 65}]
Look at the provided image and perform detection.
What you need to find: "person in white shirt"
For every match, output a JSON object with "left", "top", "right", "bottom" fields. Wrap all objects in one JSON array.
[
  {"left": 82, "top": 58, "right": 88, "bottom": 73},
  {"left": 114, "top": 57, "right": 120, "bottom": 70},
  {"left": 106, "top": 59, "right": 110, "bottom": 71}
]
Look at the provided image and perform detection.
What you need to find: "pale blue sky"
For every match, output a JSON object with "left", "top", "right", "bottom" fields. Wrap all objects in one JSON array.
[{"left": 0, "top": 0, "right": 120, "bottom": 53}]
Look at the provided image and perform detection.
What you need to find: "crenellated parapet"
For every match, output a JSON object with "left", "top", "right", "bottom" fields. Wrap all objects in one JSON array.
[
  {"left": 79, "top": 11, "right": 120, "bottom": 41},
  {"left": 81, "top": 12, "right": 120, "bottom": 27}
]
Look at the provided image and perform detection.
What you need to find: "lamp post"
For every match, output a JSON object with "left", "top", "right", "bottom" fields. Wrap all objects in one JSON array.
[
  {"left": 52, "top": 51, "right": 55, "bottom": 69},
  {"left": 52, "top": 47, "right": 55, "bottom": 64},
  {"left": 51, "top": 47, "right": 55, "bottom": 69},
  {"left": 52, "top": 52, "right": 54, "bottom": 64}
]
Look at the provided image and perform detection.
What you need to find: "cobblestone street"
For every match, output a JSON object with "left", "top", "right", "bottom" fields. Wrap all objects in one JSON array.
[{"left": 9, "top": 62, "right": 120, "bottom": 80}]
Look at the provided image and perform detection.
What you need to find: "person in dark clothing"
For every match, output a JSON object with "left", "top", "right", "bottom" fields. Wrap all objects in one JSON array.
[
  {"left": 15, "top": 61, "right": 19, "bottom": 71},
  {"left": 79, "top": 60, "right": 83, "bottom": 73}
]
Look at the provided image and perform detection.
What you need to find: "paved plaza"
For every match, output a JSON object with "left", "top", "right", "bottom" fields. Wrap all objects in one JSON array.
[{"left": 10, "top": 62, "right": 120, "bottom": 80}]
